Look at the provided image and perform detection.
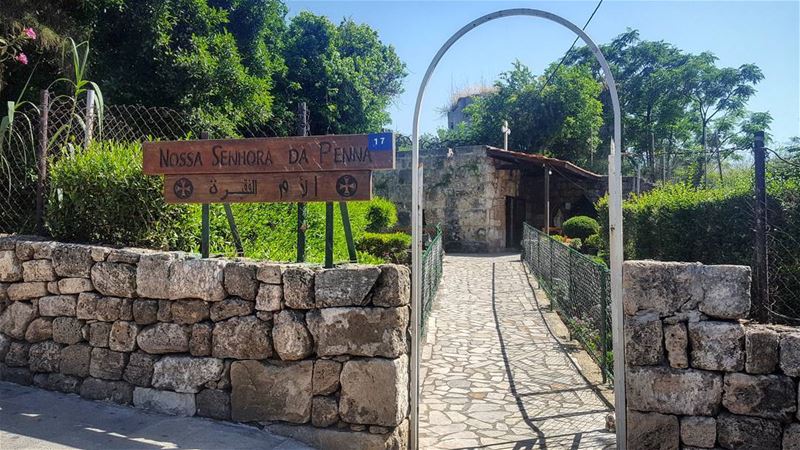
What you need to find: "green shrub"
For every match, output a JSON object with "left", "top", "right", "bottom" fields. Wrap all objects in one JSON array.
[
  {"left": 356, "top": 232, "right": 411, "bottom": 264},
  {"left": 583, "top": 234, "right": 602, "bottom": 255},
  {"left": 562, "top": 215, "right": 600, "bottom": 240},
  {"left": 551, "top": 234, "right": 566, "bottom": 243},
  {"left": 568, "top": 238, "right": 582, "bottom": 251},
  {"left": 47, "top": 141, "right": 193, "bottom": 249},
  {"left": 365, "top": 197, "right": 398, "bottom": 232}
]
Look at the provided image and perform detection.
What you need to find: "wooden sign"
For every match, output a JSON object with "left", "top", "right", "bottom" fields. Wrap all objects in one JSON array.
[
  {"left": 164, "top": 171, "right": 372, "bottom": 204},
  {"left": 143, "top": 133, "right": 395, "bottom": 175}
]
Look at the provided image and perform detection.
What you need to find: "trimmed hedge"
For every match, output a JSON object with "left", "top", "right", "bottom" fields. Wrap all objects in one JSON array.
[
  {"left": 356, "top": 232, "right": 411, "bottom": 264},
  {"left": 562, "top": 215, "right": 600, "bottom": 240}
]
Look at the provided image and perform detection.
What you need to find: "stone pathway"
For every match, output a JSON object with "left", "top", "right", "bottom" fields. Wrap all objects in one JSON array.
[{"left": 419, "top": 254, "right": 616, "bottom": 449}]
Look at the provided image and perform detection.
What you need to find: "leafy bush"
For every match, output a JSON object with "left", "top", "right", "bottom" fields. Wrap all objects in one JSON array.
[
  {"left": 568, "top": 237, "right": 582, "bottom": 251},
  {"left": 356, "top": 232, "right": 411, "bottom": 264},
  {"left": 583, "top": 234, "right": 602, "bottom": 255},
  {"left": 551, "top": 234, "right": 566, "bottom": 243},
  {"left": 47, "top": 141, "right": 193, "bottom": 249},
  {"left": 365, "top": 197, "right": 398, "bottom": 232},
  {"left": 562, "top": 215, "right": 600, "bottom": 240}
]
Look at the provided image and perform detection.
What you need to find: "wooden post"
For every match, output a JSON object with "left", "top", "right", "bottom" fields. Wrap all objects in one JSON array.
[
  {"left": 753, "top": 131, "right": 769, "bottom": 322},
  {"left": 84, "top": 89, "right": 96, "bottom": 148},
  {"left": 324, "top": 202, "right": 334, "bottom": 268},
  {"left": 544, "top": 165, "right": 550, "bottom": 235},
  {"left": 340, "top": 202, "right": 357, "bottom": 263},
  {"left": 223, "top": 204, "right": 244, "bottom": 257},
  {"left": 200, "top": 131, "right": 210, "bottom": 258},
  {"left": 296, "top": 102, "right": 308, "bottom": 262},
  {"left": 35, "top": 89, "right": 50, "bottom": 234}
]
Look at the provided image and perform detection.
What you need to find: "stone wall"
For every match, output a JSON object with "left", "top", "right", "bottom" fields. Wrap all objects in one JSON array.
[
  {"left": 0, "top": 235, "right": 410, "bottom": 450},
  {"left": 624, "top": 261, "right": 800, "bottom": 449}
]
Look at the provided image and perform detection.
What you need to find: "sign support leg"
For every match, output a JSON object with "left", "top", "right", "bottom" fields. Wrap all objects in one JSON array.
[
  {"left": 201, "top": 204, "right": 210, "bottom": 258},
  {"left": 340, "top": 202, "right": 358, "bottom": 263},
  {"left": 324, "top": 202, "right": 334, "bottom": 268},
  {"left": 297, "top": 204, "right": 307, "bottom": 262},
  {"left": 223, "top": 204, "right": 244, "bottom": 257}
]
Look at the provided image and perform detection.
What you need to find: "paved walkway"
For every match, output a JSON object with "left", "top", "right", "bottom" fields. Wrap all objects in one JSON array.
[
  {"left": 0, "top": 382, "right": 312, "bottom": 450},
  {"left": 419, "top": 254, "right": 615, "bottom": 449}
]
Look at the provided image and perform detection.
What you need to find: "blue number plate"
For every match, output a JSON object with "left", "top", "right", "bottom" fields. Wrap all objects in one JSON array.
[{"left": 367, "top": 132, "right": 394, "bottom": 151}]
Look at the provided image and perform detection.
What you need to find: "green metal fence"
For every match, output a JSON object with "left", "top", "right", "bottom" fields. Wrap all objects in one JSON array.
[
  {"left": 421, "top": 225, "right": 444, "bottom": 335},
  {"left": 521, "top": 223, "right": 613, "bottom": 381}
]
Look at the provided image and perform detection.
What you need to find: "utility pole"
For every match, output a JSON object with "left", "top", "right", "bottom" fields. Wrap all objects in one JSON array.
[
  {"left": 544, "top": 165, "right": 550, "bottom": 235},
  {"left": 296, "top": 102, "right": 309, "bottom": 263},
  {"left": 753, "top": 131, "right": 769, "bottom": 322},
  {"left": 501, "top": 120, "right": 511, "bottom": 150}
]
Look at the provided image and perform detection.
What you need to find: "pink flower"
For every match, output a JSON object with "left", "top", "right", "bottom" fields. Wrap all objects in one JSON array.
[
  {"left": 23, "top": 27, "right": 36, "bottom": 40},
  {"left": 15, "top": 53, "right": 28, "bottom": 65}
]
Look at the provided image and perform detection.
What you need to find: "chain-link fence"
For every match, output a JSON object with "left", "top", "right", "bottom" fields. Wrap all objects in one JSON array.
[
  {"left": 421, "top": 225, "right": 444, "bottom": 336},
  {"left": 0, "top": 102, "right": 39, "bottom": 233},
  {"left": 522, "top": 223, "right": 612, "bottom": 381}
]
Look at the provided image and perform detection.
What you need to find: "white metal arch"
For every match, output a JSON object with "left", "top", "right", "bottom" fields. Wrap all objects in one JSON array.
[{"left": 409, "top": 8, "right": 626, "bottom": 449}]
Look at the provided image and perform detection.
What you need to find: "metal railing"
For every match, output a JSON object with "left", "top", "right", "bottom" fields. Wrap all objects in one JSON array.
[
  {"left": 421, "top": 225, "right": 444, "bottom": 335},
  {"left": 521, "top": 223, "right": 613, "bottom": 381}
]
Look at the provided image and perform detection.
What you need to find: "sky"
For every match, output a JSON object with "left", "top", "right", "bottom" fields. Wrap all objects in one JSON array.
[{"left": 286, "top": 0, "right": 800, "bottom": 145}]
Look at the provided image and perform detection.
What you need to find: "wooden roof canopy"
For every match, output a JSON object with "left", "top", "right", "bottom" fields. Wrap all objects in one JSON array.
[{"left": 485, "top": 146, "right": 602, "bottom": 180}]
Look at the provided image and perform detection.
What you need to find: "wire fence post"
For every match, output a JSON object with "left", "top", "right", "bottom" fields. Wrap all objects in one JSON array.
[
  {"left": 753, "top": 131, "right": 769, "bottom": 322},
  {"left": 599, "top": 269, "right": 609, "bottom": 384},
  {"left": 84, "top": 89, "right": 96, "bottom": 148},
  {"left": 35, "top": 89, "right": 50, "bottom": 235}
]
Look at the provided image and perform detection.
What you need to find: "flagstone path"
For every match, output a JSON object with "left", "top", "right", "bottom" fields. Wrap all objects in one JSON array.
[{"left": 419, "top": 254, "right": 616, "bottom": 449}]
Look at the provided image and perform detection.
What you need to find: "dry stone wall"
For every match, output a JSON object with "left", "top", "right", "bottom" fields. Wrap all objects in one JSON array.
[
  {"left": 0, "top": 235, "right": 410, "bottom": 450},
  {"left": 624, "top": 261, "right": 800, "bottom": 450}
]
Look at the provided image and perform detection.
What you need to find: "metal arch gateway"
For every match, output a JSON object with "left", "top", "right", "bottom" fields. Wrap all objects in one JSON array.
[{"left": 409, "top": 8, "right": 626, "bottom": 449}]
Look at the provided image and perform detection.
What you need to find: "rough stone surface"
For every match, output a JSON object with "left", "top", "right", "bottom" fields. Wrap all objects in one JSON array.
[
  {"left": 171, "top": 300, "right": 210, "bottom": 325},
  {"left": 780, "top": 333, "right": 800, "bottom": 376},
  {"left": 663, "top": 322, "right": 688, "bottom": 369},
  {"left": 688, "top": 321, "right": 745, "bottom": 372},
  {"left": 230, "top": 360, "right": 313, "bottom": 423},
  {"left": 626, "top": 366, "right": 723, "bottom": 416},
  {"left": 0, "top": 301, "right": 37, "bottom": 339},
  {"left": 627, "top": 411, "right": 679, "bottom": 450},
  {"left": 52, "top": 317, "right": 84, "bottom": 344},
  {"left": 79, "top": 377, "right": 133, "bottom": 404},
  {"left": 91, "top": 262, "right": 136, "bottom": 298},
  {"left": 784, "top": 423, "right": 800, "bottom": 450},
  {"left": 52, "top": 244, "right": 93, "bottom": 278},
  {"left": 307, "top": 307, "right": 408, "bottom": 358},
  {"left": 312, "top": 396, "right": 339, "bottom": 427},
  {"left": 745, "top": 326, "right": 780, "bottom": 374},
  {"left": 60, "top": 344, "right": 91, "bottom": 377},
  {"left": 196, "top": 388, "right": 231, "bottom": 420},
  {"left": 36, "top": 372, "right": 81, "bottom": 393},
  {"left": 680, "top": 416, "right": 716, "bottom": 448},
  {"left": 94, "top": 296, "right": 124, "bottom": 322},
  {"left": 30, "top": 241, "right": 57, "bottom": 259},
  {"left": 256, "top": 263, "right": 283, "bottom": 284},
  {"left": 46, "top": 281, "right": 60, "bottom": 294},
  {"left": 272, "top": 310, "right": 313, "bottom": 361},
  {"left": 1, "top": 365, "right": 33, "bottom": 385},
  {"left": 314, "top": 266, "right": 380, "bottom": 307},
  {"left": 107, "top": 249, "right": 141, "bottom": 264},
  {"left": 623, "top": 261, "right": 703, "bottom": 316},
  {"left": 39, "top": 295, "right": 76, "bottom": 317},
  {"left": 212, "top": 316, "right": 271, "bottom": 359},
  {"left": 625, "top": 312, "right": 663, "bottom": 366},
  {"left": 28, "top": 341, "right": 62, "bottom": 372},
  {"left": 312, "top": 359, "right": 342, "bottom": 396},
  {"left": 7, "top": 282, "right": 48, "bottom": 301},
  {"left": 6, "top": 341, "right": 30, "bottom": 366},
  {"left": 24, "top": 317, "right": 53, "bottom": 342},
  {"left": 372, "top": 265, "right": 411, "bottom": 307},
  {"left": 0, "top": 334, "right": 8, "bottom": 360},
  {"left": 136, "top": 253, "right": 176, "bottom": 299},
  {"left": 22, "top": 259, "right": 56, "bottom": 282},
  {"left": 699, "top": 265, "right": 751, "bottom": 319},
  {"left": 76, "top": 292, "right": 99, "bottom": 320},
  {"left": 57, "top": 278, "right": 93, "bottom": 294},
  {"left": 210, "top": 298, "right": 254, "bottom": 321},
  {"left": 283, "top": 267, "right": 315, "bottom": 309},
  {"left": 124, "top": 352, "right": 156, "bottom": 387},
  {"left": 255, "top": 284, "right": 282, "bottom": 312},
  {"left": 224, "top": 262, "right": 258, "bottom": 301},
  {"left": 132, "top": 299, "right": 158, "bottom": 325},
  {"left": 722, "top": 373, "right": 797, "bottom": 422},
  {"left": 190, "top": 322, "right": 213, "bottom": 356},
  {"left": 157, "top": 300, "right": 172, "bottom": 322},
  {"left": 152, "top": 355, "right": 224, "bottom": 393},
  {"left": 169, "top": 259, "right": 226, "bottom": 302},
  {"left": 136, "top": 323, "right": 189, "bottom": 354},
  {"left": 87, "top": 321, "right": 111, "bottom": 347},
  {"left": 0, "top": 250, "right": 23, "bottom": 282},
  {"left": 717, "top": 413, "right": 782, "bottom": 450},
  {"left": 339, "top": 355, "right": 408, "bottom": 427},
  {"left": 109, "top": 321, "right": 139, "bottom": 352},
  {"left": 89, "top": 347, "right": 128, "bottom": 380}
]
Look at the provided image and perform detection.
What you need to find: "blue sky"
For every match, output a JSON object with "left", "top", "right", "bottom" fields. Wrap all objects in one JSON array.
[{"left": 287, "top": 1, "right": 800, "bottom": 145}]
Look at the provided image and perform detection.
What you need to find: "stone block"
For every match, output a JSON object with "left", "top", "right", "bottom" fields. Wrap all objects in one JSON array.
[
  {"left": 132, "top": 299, "right": 158, "bottom": 325},
  {"left": 623, "top": 261, "right": 703, "bottom": 316},
  {"left": 137, "top": 323, "right": 189, "bottom": 354},
  {"left": 37, "top": 373, "right": 81, "bottom": 393},
  {"left": 0, "top": 334, "right": 8, "bottom": 360},
  {"left": 313, "top": 359, "right": 342, "bottom": 396},
  {"left": 272, "top": 310, "right": 312, "bottom": 361},
  {"left": 745, "top": 326, "right": 779, "bottom": 374},
  {"left": 1, "top": 365, "right": 33, "bottom": 385},
  {"left": 152, "top": 355, "right": 224, "bottom": 393},
  {"left": 52, "top": 317, "right": 84, "bottom": 344},
  {"left": 109, "top": 321, "right": 139, "bottom": 352},
  {"left": 13, "top": 240, "right": 36, "bottom": 260},
  {"left": 46, "top": 281, "right": 60, "bottom": 294},
  {"left": 230, "top": 360, "right": 313, "bottom": 423},
  {"left": 189, "top": 322, "right": 212, "bottom": 356},
  {"left": 717, "top": 413, "right": 782, "bottom": 450},
  {"left": 52, "top": 244, "right": 93, "bottom": 278},
  {"left": 0, "top": 301, "right": 37, "bottom": 339},
  {"left": 60, "top": 344, "right": 91, "bottom": 377},
  {"left": 212, "top": 316, "right": 271, "bottom": 359},
  {"left": 784, "top": 423, "right": 800, "bottom": 450},
  {"left": 627, "top": 410, "right": 679, "bottom": 450},
  {"left": 663, "top": 322, "right": 688, "bottom": 369},
  {"left": 256, "top": 263, "right": 283, "bottom": 284},
  {"left": 136, "top": 253, "right": 177, "bottom": 299},
  {"left": 57, "top": 278, "right": 93, "bottom": 294},
  {"left": 372, "top": 264, "right": 411, "bottom": 307},
  {"left": 307, "top": 307, "right": 408, "bottom": 358},
  {"left": 80, "top": 377, "right": 133, "bottom": 404},
  {"left": 107, "top": 249, "right": 141, "bottom": 264},
  {"left": 224, "top": 262, "right": 258, "bottom": 301},
  {"left": 680, "top": 416, "right": 716, "bottom": 448},
  {"left": 312, "top": 396, "right": 339, "bottom": 427},
  {"left": 780, "top": 332, "right": 800, "bottom": 376},
  {"left": 88, "top": 321, "right": 112, "bottom": 347},
  {"left": 124, "top": 352, "right": 156, "bottom": 387},
  {"left": 90, "top": 347, "right": 128, "bottom": 380},
  {"left": 0, "top": 282, "right": 8, "bottom": 301},
  {"left": 210, "top": 297, "right": 254, "bottom": 321},
  {"left": 90, "top": 246, "right": 110, "bottom": 262},
  {"left": 76, "top": 292, "right": 100, "bottom": 320},
  {"left": 626, "top": 366, "right": 722, "bottom": 416},
  {"left": 171, "top": 300, "right": 209, "bottom": 325},
  {"left": 255, "top": 284, "right": 282, "bottom": 312},
  {"left": 688, "top": 321, "right": 745, "bottom": 372},
  {"left": 6, "top": 341, "right": 30, "bottom": 366},
  {"left": 91, "top": 262, "right": 136, "bottom": 298},
  {"left": 22, "top": 259, "right": 56, "bottom": 282},
  {"left": 30, "top": 241, "right": 57, "bottom": 260},
  {"left": 699, "top": 265, "right": 751, "bottom": 319},
  {"left": 314, "top": 266, "right": 380, "bottom": 308},
  {"left": 39, "top": 295, "right": 77, "bottom": 317},
  {"left": 24, "top": 317, "right": 52, "bottom": 342},
  {"left": 0, "top": 250, "right": 23, "bottom": 282},
  {"left": 7, "top": 282, "right": 48, "bottom": 301},
  {"left": 168, "top": 259, "right": 226, "bottom": 302},
  {"left": 722, "top": 373, "right": 796, "bottom": 422},
  {"left": 339, "top": 355, "right": 408, "bottom": 427},
  {"left": 157, "top": 300, "right": 172, "bottom": 322},
  {"left": 196, "top": 389, "right": 231, "bottom": 420},
  {"left": 625, "top": 312, "right": 663, "bottom": 366},
  {"left": 283, "top": 267, "right": 315, "bottom": 309},
  {"left": 28, "top": 341, "right": 62, "bottom": 373}
]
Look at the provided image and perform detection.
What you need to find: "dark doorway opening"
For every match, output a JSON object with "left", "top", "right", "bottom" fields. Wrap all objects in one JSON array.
[{"left": 505, "top": 196, "right": 527, "bottom": 249}]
